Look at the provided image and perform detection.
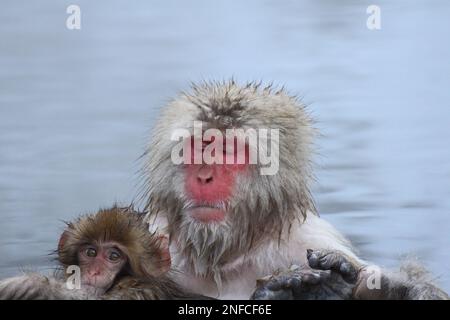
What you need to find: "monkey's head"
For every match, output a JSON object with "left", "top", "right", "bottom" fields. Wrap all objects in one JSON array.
[
  {"left": 143, "top": 81, "right": 315, "bottom": 278},
  {"left": 58, "top": 206, "right": 170, "bottom": 292}
]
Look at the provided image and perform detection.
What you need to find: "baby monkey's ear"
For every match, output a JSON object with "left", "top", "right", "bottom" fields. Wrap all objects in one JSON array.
[
  {"left": 133, "top": 234, "right": 172, "bottom": 278},
  {"left": 153, "top": 235, "right": 172, "bottom": 276},
  {"left": 58, "top": 230, "right": 69, "bottom": 252}
]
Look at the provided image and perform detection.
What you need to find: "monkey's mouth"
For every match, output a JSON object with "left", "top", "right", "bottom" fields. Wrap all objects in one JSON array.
[
  {"left": 185, "top": 202, "right": 228, "bottom": 223},
  {"left": 81, "top": 279, "right": 110, "bottom": 294}
]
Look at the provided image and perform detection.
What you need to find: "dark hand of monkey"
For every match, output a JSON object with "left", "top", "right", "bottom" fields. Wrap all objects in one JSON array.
[
  {"left": 307, "top": 249, "right": 449, "bottom": 300},
  {"left": 251, "top": 267, "right": 355, "bottom": 300},
  {"left": 306, "top": 249, "right": 360, "bottom": 283},
  {"left": 306, "top": 249, "right": 449, "bottom": 300},
  {"left": 251, "top": 249, "right": 360, "bottom": 300}
]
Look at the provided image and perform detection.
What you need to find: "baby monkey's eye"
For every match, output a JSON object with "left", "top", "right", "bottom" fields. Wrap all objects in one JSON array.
[
  {"left": 85, "top": 248, "right": 97, "bottom": 257},
  {"left": 108, "top": 250, "right": 121, "bottom": 262}
]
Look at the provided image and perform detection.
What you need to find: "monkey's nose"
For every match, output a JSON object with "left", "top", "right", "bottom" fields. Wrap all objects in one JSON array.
[
  {"left": 88, "top": 269, "right": 101, "bottom": 277},
  {"left": 197, "top": 166, "right": 213, "bottom": 184}
]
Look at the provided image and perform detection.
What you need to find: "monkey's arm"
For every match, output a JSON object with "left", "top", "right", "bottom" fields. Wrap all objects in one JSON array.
[
  {"left": 252, "top": 249, "right": 449, "bottom": 300},
  {"left": 0, "top": 273, "right": 91, "bottom": 300},
  {"left": 103, "top": 276, "right": 215, "bottom": 300},
  {"left": 353, "top": 260, "right": 450, "bottom": 300},
  {"left": 306, "top": 249, "right": 449, "bottom": 299}
]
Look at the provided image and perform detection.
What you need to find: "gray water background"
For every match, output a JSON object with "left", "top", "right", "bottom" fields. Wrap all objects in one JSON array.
[{"left": 0, "top": 1, "right": 449, "bottom": 291}]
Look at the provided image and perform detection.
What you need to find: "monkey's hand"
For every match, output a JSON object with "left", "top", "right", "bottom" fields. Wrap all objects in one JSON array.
[
  {"left": 306, "top": 249, "right": 450, "bottom": 300},
  {"left": 251, "top": 266, "right": 355, "bottom": 300},
  {"left": 251, "top": 249, "right": 360, "bottom": 300}
]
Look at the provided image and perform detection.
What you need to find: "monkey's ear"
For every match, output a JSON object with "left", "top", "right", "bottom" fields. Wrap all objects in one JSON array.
[
  {"left": 143, "top": 235, "right": 171, "bottom": 277},
  {"left": 156, "top": 235, "right": 171, "bottom": 274},
  {"left": 58, "top": 230, "right": 69, "bottom": 252},
  {"left": 132, "top": 234, "right": 172, "bottom": 278}
]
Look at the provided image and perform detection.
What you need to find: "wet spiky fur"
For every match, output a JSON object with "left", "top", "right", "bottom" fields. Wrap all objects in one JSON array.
[{"left": 141, "top": 80, "right": 317, "bottom": 284}]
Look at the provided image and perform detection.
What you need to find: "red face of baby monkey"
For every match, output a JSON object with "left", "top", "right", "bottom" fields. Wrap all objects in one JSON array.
[
  {"left": 183, "top": 136, "right": 250, "bottom": 223},
  {"left": 77, "top": 242, "right": 127, "bottom": 291}
]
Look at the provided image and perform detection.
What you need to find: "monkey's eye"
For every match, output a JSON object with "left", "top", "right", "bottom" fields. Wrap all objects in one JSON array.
[
  {"left": 85, "top": 247, "right": 97, "bottom": 257},
  {"left": 108, "top": 250, "right": 122, "bottom": 262}
]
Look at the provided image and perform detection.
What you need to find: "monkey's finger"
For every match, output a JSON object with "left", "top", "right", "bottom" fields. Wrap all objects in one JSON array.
[
  {"left": 307, "top": 249, "right": 359, "bottom": 283},
  {"left": 256, "top": 270, "right": 326, "bottom": 293},
  {"left": 252, "top": 277, "right": 292, "bottom": 300},
  {"left": 251, "top": 286, "right": 294, "bottom": 300},
  {"left": 299, "top": 269, "right": 331, "bottom": 285},
  {"left": 264, "top": 274, "right": 300, "bottom": 291}
]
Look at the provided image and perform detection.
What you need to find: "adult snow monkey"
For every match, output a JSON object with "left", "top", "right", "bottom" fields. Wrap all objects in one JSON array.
[{"left": 142, "top": 80, "right": 448, "bottom": 300}]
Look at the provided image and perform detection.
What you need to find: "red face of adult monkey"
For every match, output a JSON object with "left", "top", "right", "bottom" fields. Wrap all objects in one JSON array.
[
  {"left": 143, "top": 80, "right": 449, "bottom": 300},
  {"left": 182, "top": 134, "right": 252, "bottom": 223}
]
